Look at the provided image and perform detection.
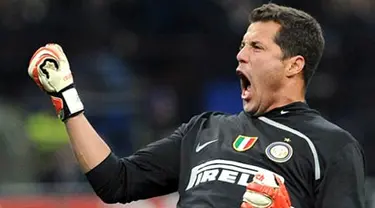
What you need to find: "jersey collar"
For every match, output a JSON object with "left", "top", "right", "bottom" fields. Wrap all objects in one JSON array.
[{"left": 242, "top": 101, "right": 318, "bottom": 118}]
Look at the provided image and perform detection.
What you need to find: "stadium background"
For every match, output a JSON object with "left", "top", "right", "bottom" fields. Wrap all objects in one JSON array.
[{"left": 0, "top": 0, "right": 374, "bottom": 207}]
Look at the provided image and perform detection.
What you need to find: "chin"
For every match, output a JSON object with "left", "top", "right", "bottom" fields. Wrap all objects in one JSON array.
[
  {"left": 243, "top": 100, "right": 262, "bottom": 116},
  {"left": 244, "top": 108, "right": 255, "bottom": 115},
  {"left": 243, "top": 102, "right": 255, "bottom": 114}
]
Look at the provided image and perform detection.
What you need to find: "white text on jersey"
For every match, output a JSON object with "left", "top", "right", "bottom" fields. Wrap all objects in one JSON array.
[{"left": 185, "top": 159, "right": 284, "bottom": 191}]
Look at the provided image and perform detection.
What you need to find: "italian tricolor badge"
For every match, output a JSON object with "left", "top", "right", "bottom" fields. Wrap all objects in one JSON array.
[{"left": 233, "top": 135, "right": 258, "bottom": 152}]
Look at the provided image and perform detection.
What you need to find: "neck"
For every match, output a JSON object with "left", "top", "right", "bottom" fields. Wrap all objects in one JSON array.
[
  {"left": 265, "top": 94, "right": 305, "bottom": 112},
  {"left": 259, "top": 80, "right": 305, "bottom": 115}
]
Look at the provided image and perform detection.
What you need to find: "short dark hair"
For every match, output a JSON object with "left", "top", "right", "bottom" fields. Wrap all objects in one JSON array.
[{"left": 250, "top": 3, "right": 325, "bottom": 87}]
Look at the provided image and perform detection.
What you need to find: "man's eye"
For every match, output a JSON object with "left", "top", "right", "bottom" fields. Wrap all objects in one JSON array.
[
  {"left": 251, "top": 43, "right": 262, "bottom": 50},
  {"left": 239, "top": 42, "right": 245, "bottom": 50}
]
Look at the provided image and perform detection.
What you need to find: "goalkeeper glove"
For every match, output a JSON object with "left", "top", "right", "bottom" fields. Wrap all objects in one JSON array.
[
  {"left": 28, "top": 43, "right": 84, "bottom": 121},
  {"left": 240, "top": 172, "right": 292, "bottom": 208}
]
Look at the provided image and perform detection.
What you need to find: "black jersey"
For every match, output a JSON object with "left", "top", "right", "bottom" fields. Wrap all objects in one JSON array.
[{"left": 86, "top": 102, "right": 365, "bottom": 208}]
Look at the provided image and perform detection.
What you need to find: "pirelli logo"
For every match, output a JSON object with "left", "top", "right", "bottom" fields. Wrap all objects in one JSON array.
[{"left": 185, "top": 159, "right": 284, "bottom": 191}]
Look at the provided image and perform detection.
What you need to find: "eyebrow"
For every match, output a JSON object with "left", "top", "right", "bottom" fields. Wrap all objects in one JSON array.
[
  {"left": 242, "top": 40, "right": 263, "bottom": 47},
  {"left": 249, "top": 41, "right": 262, "bottom": 46}
]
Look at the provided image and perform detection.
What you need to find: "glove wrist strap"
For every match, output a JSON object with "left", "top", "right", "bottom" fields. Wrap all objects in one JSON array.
[{"left": 50, "top": 84, "right": 84, "bottom": 121}]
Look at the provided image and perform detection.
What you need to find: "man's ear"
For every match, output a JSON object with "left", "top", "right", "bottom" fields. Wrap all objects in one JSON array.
[{"left": 285, "top": 55, "right": 305, "bottom": 77}]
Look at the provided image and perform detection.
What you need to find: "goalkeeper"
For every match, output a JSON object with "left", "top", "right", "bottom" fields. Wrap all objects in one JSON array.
[{"left": 27, "top": 3, "right": 365, "bottom": 208}]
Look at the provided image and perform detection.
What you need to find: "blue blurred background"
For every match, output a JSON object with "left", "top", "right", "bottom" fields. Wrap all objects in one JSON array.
[{"left": 1, "top": 0, "right": 375, "bottom": 207}]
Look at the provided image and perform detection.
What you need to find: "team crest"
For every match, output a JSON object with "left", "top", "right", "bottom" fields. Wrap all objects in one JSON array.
[
  {"left": 233, "top": 135, "right": 258, "bottom": 152},
  {"left": 265, "top": 141, "right": 293, "bottom": 163}
]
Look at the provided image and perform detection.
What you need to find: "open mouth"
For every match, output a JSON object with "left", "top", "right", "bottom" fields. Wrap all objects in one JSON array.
[
  {"left": 237, "top": 71, "right": 251, "bottom": 91},
  {"left": 237, "top": 70, "right": 252, "bottom": 100}
]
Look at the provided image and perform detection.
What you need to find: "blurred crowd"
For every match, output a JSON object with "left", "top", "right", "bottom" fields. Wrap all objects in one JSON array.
[{"left": 0, "top": 0, "right": 375, "bottom": 205}]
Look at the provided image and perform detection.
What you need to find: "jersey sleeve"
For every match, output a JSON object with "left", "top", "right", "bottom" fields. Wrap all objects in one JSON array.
[
  {"left": 85, "top": 115, "right": 200, "bottom": 204},
  {"left": 314, "top": 140, "right": 366, "bottom": 208}
]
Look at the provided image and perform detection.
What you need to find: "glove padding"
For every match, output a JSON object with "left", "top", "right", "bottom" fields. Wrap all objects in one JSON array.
[
  {"left": 28, "top": 43, "right": 84, "bottom": 121},
  {"left": 241, "top": 172, "right": 292, "bottom": 208}
]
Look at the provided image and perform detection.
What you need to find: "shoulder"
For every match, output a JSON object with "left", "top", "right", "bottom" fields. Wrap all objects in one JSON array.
[
  {"left": 306, "top": 114, "right": 357, "bottom": 145},
  {"left": 186, "top": 111, "right": 238, "bottom": 124},
  {"left": 179, "top": 111, "right": 240, "bottom": 132},
  {"left": 292, "top": 112, "right": 363, "bottom": 162}
]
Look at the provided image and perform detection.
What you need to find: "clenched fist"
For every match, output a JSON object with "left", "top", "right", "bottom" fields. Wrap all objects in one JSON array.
[{"left": 28, "top": 43, "right": 84, "bottom": 121}]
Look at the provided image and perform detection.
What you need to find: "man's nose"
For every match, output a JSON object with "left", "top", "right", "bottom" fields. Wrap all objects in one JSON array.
[{"left": 236, "top": 47, "right": 249, "bottom": 63}]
